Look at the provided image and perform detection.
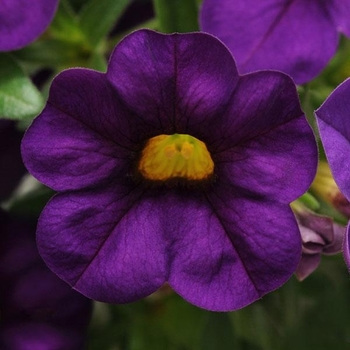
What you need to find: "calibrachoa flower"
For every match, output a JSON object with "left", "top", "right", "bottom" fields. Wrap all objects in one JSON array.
[
  {"left": 0, "top": 0, "right": 58, "bottom": 51},
  {"left": 315, "top": 78, "right": 350, "bottom": 272},
  {"left": 200, "top": 0, "right": 350, "bottom": 84},
  {"left": 22, "top": 29, "right": 317, "bottom": 311},
  {"left": 0, "top": 210, "right": 92, "bottom": 350},
  {"left": 316, "top": 79, "right": 350, "bottom": 202}
]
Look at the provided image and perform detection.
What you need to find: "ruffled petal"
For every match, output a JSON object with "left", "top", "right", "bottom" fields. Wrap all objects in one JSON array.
[
  {"left": 22, "top": 69, "right": 135, "bottom": 192},
  {"left": 212, "top": 72, "right": 317, "bottom": 203},
  {"left": 315, "top": 78, "right": 350, "bottom": 200},
  {"left": 168, "top": 189, "right": 301, "bottom": 311},
  {"left": 37, "top": 183, "right": 168, "bottom": 303},
  {"left": 0, "top": 0, "right": 58, "bottom": 51},
  {"left": 200, "top": 0, "right": 338, "bottom": 84},
  {"left": 107, "top": 29, "right": 239, "bottom": 136}
]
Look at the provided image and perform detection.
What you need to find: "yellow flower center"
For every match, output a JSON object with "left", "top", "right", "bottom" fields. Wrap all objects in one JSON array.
[{"left": 138, "top": 134, "right": 214, "bottom": 181}]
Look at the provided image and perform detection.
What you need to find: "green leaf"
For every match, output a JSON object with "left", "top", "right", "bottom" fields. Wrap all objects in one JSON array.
[
  {"left": 298, "top": 192, "right": 320, "bottom": 211},
  {"left": 8, "top": 185, "right": 54, "bottom": 218},
  {"left": 88, "top": 50, "right": 108, "bottom": 72},
  {"left": 50, "top": 0, "right": 85, "bottom": 44},
  {"left": 15, "top": 40, "right": 83, "bottom": 68},
  {"left": 0, "top": 54, "right": 44, "bottom": 120},
  {"left": 79, "top": 0, "right": 131, "bottom": 47},
  {"left": 153, "top": 0, "right": 199, "bottom": 33}
]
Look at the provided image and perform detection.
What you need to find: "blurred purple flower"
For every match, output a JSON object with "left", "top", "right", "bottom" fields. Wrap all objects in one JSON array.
[
  {"left": 21, "top": 30, "right": 317, "bottom": 311},
  {"left": 293, "top": 207, "right": 344, "bottom": 281},
  {"left": 0, "top": 0, "right": 58, "bottom": 51},
  {"left": 0, "top": 210, "right": 92, "bottom": 350},
  {"left": 200, "top": 0, "right": 350, "bottom": 84}
]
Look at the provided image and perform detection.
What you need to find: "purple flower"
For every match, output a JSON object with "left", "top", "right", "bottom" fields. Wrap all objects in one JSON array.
[
  {"left": 21, "top": 29, "right": 317, "bottom": 311},
  {"left": 0, "top": 0, "right": 58, "bottom": 51},
  {"left": 200, "top": 0, "right": 350, "bottom": 84},
  {"left": 0, "top": 210, "right": 92, "bottom": 350},
  {"left": 315, "top": 78, "right": 350, "bottom": 272},
  {"left": 292, "top": 206, "right": 344, "bottom": 281},
  {"left": 315, "top": 79, "right": 350, "bottom": 202}
]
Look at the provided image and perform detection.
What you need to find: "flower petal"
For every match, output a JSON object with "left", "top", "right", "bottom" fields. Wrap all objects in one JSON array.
[
  {"left": 107, "top": 29, "right": 239, "bottom": 135},
  {"left": 22, "top": 69, "right": 134, "bottom": 192},
  {"left": 37, "top": 180, "right": 301, "bottom": 311},
  {"left": 212, "top": 72, "right": 317, "bottom": 203},
  {"left": 324, "top": 223, "right": 345, "bottom": 254},
  {"left": 315, "top": 78, "right": 350, "bottom": 200},
  {"left": 168, "top": 189, "right": 301, "bottom": 311},
  {"left": 200, "top": 0, "right": 338, "bottom": 84},
  {"left": 344, "top": 223, "right": 350, "bottom": 270},
  {"left": 329, "top": 0, "right": 350, "bottom": 37},
  {"left": 0, "top": 0, "right": 58, "bottom": 51},
  {"left": 297, "top": 211, "right": 335, "bottom": 244},
  {"left": 299, "top": 226, "right": 326, "bottom": 254},
  {"left": 37, "top": 183, "right": 168, "bottom": 303},
  {"left": 295, "top": 254, "right": 321, "bottom": 281}
]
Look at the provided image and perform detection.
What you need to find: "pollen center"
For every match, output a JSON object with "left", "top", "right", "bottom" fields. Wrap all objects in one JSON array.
[{"left": 138, "top": 134, "right": 214, "bottom": 181}]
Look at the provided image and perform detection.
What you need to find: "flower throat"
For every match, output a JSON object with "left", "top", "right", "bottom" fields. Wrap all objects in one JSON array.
[{"left": 138, "top": 134, "right": 214, "bottom": 181}]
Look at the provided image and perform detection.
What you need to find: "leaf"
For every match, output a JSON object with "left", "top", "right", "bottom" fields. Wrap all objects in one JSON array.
[
  {"left": 0, "top": 54, "right": 44, "bottom": 120},
  {"left": 15, "top": 40, "right": 82, "bottom": 67},
  {"left": 8, "top": 185, "right": 55, "bottom": 219},
  {"left": 88, "top": 51, "right": 108, "bottom": 72},
  {"left": 79, "top": 0, "right": 131, "bottom": 47},
  {"left": 50, "top": 0, "right": 85, "bottom": 44},
  {"left": 153, "top": 0, "right": 199, "bottom": 33}
]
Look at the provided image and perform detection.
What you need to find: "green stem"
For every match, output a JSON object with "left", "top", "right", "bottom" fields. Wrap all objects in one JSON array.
[{"left": 152, "top": 0, "right": 199, "bottom": 33}]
